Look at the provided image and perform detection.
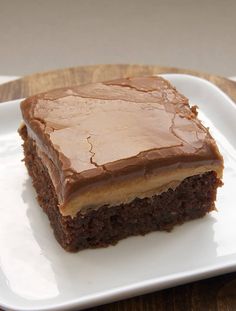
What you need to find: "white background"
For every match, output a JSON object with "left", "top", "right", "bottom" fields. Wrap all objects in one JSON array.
[{"left": 0, "top": 0, "right": 236, "bottom": 77}]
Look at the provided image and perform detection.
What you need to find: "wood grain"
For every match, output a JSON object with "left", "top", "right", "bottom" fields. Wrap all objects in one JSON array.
[
  {"left": 0, "top": 64, "right": 236, "bottom": 103},
  {"left": 1, "top": 64, "right": 236, "bottom": 311}
]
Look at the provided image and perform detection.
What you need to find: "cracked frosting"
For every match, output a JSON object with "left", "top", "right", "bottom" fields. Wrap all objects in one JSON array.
[{"left": 20, "top": 76, "right": 223, "bottom": 217}]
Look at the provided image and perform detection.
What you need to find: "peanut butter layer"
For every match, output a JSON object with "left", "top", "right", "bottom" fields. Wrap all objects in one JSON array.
[{"left": 20, "top": 76, "right": 223, "bottom": 217}]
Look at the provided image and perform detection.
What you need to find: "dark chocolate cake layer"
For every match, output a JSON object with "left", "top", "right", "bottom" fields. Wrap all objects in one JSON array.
[{"left": 20, "top": 126, "right": 222, "bottom": 252}]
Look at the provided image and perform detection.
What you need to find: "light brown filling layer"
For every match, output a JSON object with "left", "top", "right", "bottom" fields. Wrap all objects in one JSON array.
[
  {"left": 32, "top": 137, "right": 223, "bottom": 218},
  {"left": 61, "top": 164, "right": 222, "bottom": 217},
  {"left": 32, "top": 134, "right": 223, "bottom": 218}
]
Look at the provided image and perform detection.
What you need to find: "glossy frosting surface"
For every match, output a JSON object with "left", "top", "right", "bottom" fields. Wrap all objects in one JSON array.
[{"left": 20, "top": 76, "right": 223, "bottom": 215}]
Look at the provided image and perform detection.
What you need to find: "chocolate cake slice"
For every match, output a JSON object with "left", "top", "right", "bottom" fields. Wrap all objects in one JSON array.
[{"left": 19, "top": 76, "right": 223, "bottom": 252}]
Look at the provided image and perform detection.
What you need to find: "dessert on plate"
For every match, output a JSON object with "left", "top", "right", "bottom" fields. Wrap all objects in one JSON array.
[{"left": 19, "top": 76, "right": 223, "bottom": 252}]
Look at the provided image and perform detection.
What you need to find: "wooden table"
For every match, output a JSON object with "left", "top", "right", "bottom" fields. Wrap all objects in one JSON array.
[{"left": 1, "top": 64, "right": 236, "bottom": 311}]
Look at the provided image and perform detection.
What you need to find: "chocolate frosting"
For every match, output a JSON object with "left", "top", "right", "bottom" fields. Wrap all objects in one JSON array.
[{"left": 20, "top": 76, "right": 223, "bottom": 210}]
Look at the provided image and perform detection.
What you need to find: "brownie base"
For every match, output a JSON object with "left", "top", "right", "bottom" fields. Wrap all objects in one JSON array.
[{"left": 20, "top": 126, "right": 222, "bottom": 252}]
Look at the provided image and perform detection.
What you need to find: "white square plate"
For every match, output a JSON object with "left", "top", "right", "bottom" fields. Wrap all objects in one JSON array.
[{"left": 0, "top": 74, "right": 236, "bottom": 311}]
